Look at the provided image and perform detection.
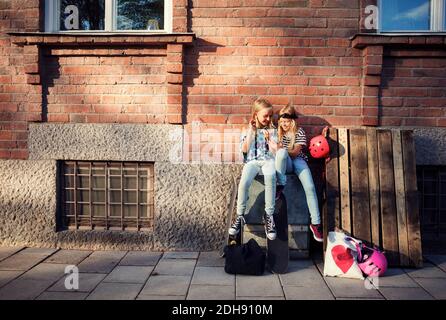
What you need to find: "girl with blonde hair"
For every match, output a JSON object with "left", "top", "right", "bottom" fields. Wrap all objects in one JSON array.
[
  {"left": 228, "top": 98, "right": 279, "bottom": 240},
  {"left": 275, "top": 104, "right": 323, "bottom": 242}
]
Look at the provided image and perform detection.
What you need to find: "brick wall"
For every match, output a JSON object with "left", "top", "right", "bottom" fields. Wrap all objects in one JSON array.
[
  {"left": 186, "top": 0, "right": 363, "bottom": 130},
  {"left": 182, "top": 0, "right": 364, "bottom": 162},
  {"left": 0, "top": 0, "right": 40, "bottom": 159},
  {"left": 42, "top": 49, "right": 167, "bottom": 124},
  {"left": 1, "top": 0, "right": 446, "bottom": 161},
  {"left": 381, "top": 52, "right": 446, "bottom": 127}
]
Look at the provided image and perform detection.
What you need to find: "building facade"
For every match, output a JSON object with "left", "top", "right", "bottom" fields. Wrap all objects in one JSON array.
[{"left": 0, "top": 0, "right": 445, "bottom": 251}]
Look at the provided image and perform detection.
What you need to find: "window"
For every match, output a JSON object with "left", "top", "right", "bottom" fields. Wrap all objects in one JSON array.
[
  {"left": 379, "top": 0, "right": 446, "bottom": 32},
  {"left": 59, "top": 0, "right": 105, "bottom": 31},
  {"left": 45, "top": 0, "right": 172, "bottom": 33},
  {"left": 59, "top": 161, "right": 154, "bottom": 231},
  {"left": 417, "top": 166, "right": 446, "bottom": 240},
  {"left": 444, "top": 1, "right": 446, "bottom": 28}
]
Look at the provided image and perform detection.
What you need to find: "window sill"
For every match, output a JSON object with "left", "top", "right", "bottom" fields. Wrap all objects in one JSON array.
[
  {"left": 8, "top": 31, "right": 195, "bottom": 46},
  {"left": 351, "top": 33, "right": 446, "bottom": 49}
]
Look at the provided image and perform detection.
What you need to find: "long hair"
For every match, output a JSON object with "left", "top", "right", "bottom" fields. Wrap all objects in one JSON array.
[
  {"left": 250, "top": 98, "right": 274, "bottom": 129},
  {"left": 278, "top": 104, "right": 298, "bottom": 150}
]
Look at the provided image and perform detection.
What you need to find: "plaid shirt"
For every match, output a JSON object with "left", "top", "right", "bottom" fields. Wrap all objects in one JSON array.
[{"left": 240, "top": 128, "right": 278, "bottom": 162}]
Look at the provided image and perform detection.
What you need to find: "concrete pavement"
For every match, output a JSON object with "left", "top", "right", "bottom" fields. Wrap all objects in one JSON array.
[{"left": 0, "top": 247, "right": 444, "bottom": 300}]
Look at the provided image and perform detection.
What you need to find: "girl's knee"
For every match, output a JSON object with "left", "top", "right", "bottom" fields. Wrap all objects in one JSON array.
[
  {"left": 303, "top": 183, "right": 317, "bottom": 195},
  {"left": 263, "top": 161, "right": 276, "bottom": 176},
  {"left": 293, "top": 160, "right": 308, "bottom": 172},
  {"left": 239, "top": 180, "right": 251, "bottom": 191},
  {"left": 276, "top": 148, "right": 288, "bottom": 161},
  {"left": 264, "top": 174, "right": 276, "bottom": 185}
]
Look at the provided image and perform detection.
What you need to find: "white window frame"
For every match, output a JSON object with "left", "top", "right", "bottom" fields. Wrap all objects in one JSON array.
[
  {"left": 45, "top": 0, "right": 172, "bottom": 33},
  {"left": 378, "top": 0, "right": 446, "bottom": 33}
]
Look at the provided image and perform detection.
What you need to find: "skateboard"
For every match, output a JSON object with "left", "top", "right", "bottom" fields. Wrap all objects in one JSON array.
[
  {"left": 266, "top": 193, "right": 289, "bottom": 274},
  {"left": 220, "top": 176, "right": 242, "bottom": 257}
]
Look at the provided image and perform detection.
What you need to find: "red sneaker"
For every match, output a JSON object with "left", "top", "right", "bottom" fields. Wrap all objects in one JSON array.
[{"left": 310, "top": 224, "right": 323, "bottom": 242}]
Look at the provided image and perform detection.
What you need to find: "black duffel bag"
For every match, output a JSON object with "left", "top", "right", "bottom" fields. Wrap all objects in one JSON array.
[{"left": 224, "top": 238, "right": 265, "bottom": 275}]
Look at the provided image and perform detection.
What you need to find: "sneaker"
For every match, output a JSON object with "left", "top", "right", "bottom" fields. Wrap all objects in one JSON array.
[
  {"left": 264, "top": 214, "right": 277, "bottom": 241},
  {"left": 310, "top": 224, "right": 323, "bottom": 242},
  {"left": 275, "top": 185, "right": 285, "bottom": 200},
  {"left": 228, "top": 215, "right": 245, "bottom": 236}
]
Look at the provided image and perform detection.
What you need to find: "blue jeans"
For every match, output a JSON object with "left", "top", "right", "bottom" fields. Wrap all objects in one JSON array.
[
  {"left": 237, "top": 159, "right": 276, "bottom": 217},
  {"left": 275, "top": 148, "right": 321, "bottom": 225}
]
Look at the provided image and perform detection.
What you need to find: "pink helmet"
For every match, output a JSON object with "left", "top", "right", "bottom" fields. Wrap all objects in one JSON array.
[
  {"left": 346, "top": 237, "right": 387, "bottom": 277},
  {"left": 309, "top": 135, "right": 330, "bottom": 159},
  {"left": 356, "top": 244, "right": 388, "bottom": 277}
]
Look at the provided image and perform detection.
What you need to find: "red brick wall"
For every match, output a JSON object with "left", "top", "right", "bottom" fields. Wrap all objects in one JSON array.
[
  {"left": 381, "top": 52, "right": 446, "bottom": 127},
  {"left": 1, "top": 0, "right": 446, "bottom": 160},
  {"left": 180, "top": 0, "right": 365, "bottom": 162},
  {"left": 43, "top": 50, "right": 167, "bottom": 124},
  {"left": 0, "top": 0, "right": 40, "bottom": 159},
  {"left": 186, "top": 0, "right": 363, "bottom": 131}
]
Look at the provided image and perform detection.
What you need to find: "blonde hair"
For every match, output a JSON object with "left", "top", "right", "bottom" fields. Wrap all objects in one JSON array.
[
  {"left": 278, "top": 104, "right": 298, "bottom": 150},
  {"left": 251, "top": 97, "right": 274, "bottom": 129}
]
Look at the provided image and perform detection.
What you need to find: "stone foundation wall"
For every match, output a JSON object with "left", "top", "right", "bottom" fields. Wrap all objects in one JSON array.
[
  {"left": 413, "top": 128, "right": 446, "bottom": 165},
  {"left": 0, "top": 159, "right": 242, "bottom": 251},
  {"left": 1, "top": 123, "right": 244, "bottom": 250},
  {"left": 0, "top": 160, "right": 57, "bottom": 247}
]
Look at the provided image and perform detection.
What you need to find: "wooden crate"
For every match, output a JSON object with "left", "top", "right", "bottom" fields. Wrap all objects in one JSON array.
[{"left": 323, "top": 128, "right": 423, "bottom": 268}]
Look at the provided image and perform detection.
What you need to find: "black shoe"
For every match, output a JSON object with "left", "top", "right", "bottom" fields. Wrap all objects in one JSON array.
[{"left": 264, "top": 214, "right": 277, "bottom": 240}]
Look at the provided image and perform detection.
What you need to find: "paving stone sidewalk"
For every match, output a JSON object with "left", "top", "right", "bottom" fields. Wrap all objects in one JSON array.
[{"left": 0, "top": 246, "right": 444, "bottom": 300}]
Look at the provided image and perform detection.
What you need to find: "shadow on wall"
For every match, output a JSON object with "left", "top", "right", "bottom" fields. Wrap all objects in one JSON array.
[
  {"left": 182, "top": 38, "right": 224, "bottom": 124},
  {"left": 41, "top": 48, "right": 61, "bottom": 123},
  {"left": 378, "top": 57, "right": 397, "bottom": 127}
]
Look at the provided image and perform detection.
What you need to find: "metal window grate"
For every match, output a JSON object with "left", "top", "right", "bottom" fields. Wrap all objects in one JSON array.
[
  {"left": 60, "top": 161, "right": 154, "bottom": 231},
  {"left": 417, "top": 165, "right": 446, "bottom": 239}
]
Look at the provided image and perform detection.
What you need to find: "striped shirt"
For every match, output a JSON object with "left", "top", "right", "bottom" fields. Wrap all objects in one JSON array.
[{"left": 281, "top": 127, "right": 308, "bottom": 161}]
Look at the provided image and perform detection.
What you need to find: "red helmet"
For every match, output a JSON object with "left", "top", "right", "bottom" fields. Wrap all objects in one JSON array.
[{"left": 309, "top": 135, "right": 330, "bottom": 158}]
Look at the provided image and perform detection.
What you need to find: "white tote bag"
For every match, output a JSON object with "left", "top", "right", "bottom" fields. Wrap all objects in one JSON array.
[{"left": 323, "top": 231, "right": 364, "bottom": 280}]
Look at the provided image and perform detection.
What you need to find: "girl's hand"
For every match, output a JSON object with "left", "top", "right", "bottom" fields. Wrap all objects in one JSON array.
[
  {"left": 263, "top": 129, "right": 270, "bottom": 141},
  {"left": 264, "top": 129, "right": 278, "bottom": 154},
  {"left": 288, "top": 144, "right": 302, "bottom": 158},
  {"left": 322, "top": 126, "right": 329, "bottom": 138}
]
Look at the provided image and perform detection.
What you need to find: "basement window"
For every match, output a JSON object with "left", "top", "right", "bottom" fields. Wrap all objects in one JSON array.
[
  {"left": 45, "top": 0, "right": 172, "bottom": 33},
  {"left": 417, "top": 166, "right": 446, "bottom": 240},
  {"left": 59, "top": 161, "right": 154, "bottom": 231}
]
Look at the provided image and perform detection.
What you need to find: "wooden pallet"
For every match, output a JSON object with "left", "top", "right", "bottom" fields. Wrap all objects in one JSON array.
[{"left": 323, "top": 128, "right": 423, "bottom": 268}]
